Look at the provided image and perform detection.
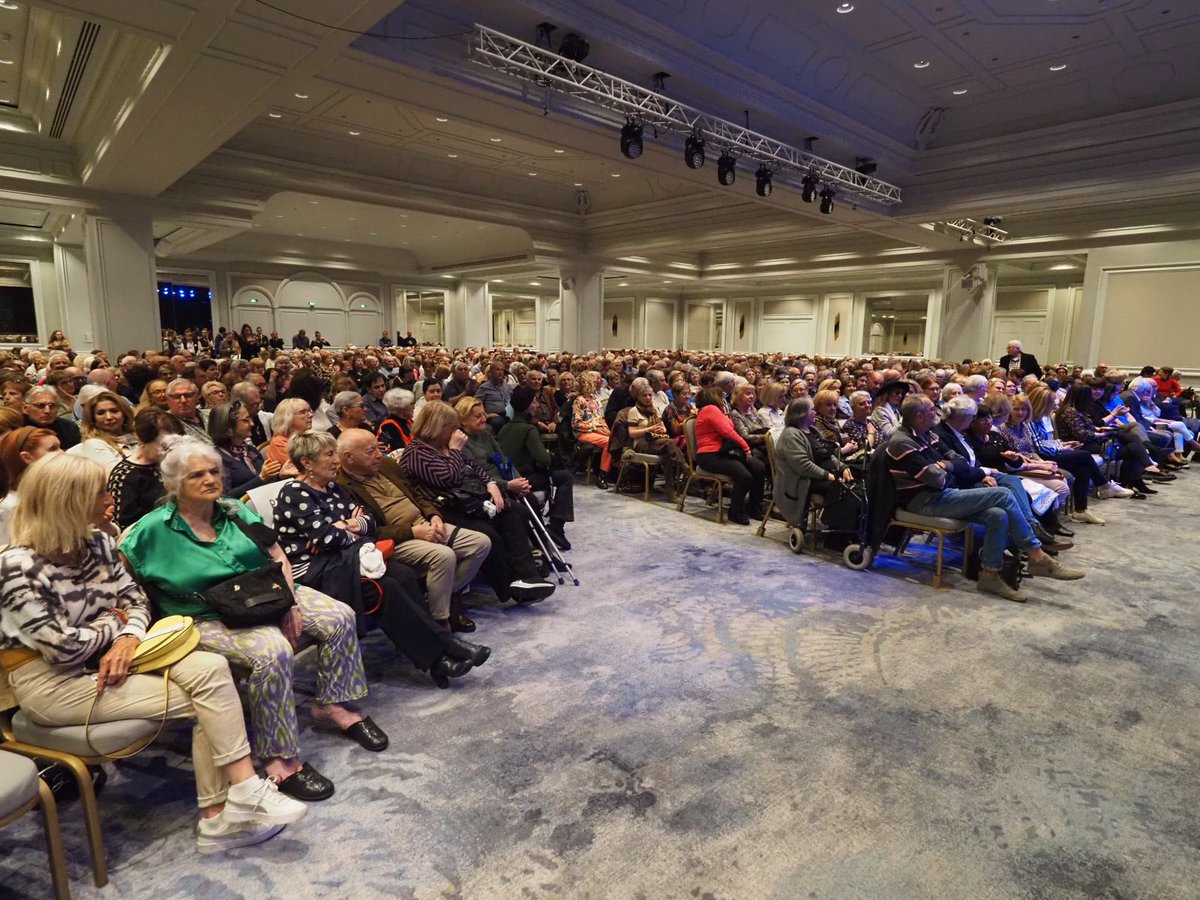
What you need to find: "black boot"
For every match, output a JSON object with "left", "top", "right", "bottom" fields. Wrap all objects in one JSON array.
[{"left": 547, "top": 519, "right": 571, "bottom": 550}]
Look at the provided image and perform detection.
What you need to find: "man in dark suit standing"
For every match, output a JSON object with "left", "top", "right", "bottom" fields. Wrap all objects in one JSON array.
[{"left": 998, "top": 340, "right": 1042, "bottom": 380}]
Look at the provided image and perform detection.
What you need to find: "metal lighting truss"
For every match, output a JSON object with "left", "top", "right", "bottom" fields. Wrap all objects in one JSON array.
[
  {"left": 469, "top": 24, "right": 903, "bottom": 209},
  {"left": 940, "top": 218, "right": 1009, "bottom": 244}
]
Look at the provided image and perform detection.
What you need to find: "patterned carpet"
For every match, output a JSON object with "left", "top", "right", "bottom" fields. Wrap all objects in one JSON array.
[{"left": 3, "top": 476, "right": 1200, "bottom": 899}]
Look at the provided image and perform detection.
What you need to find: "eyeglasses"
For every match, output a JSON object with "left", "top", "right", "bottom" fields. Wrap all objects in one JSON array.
[
  {"left": 169, "top": 391, "right": 198, "bottom": 400},
  {"left": 27, "top": 401, "right": 57, "bottom": 410}
]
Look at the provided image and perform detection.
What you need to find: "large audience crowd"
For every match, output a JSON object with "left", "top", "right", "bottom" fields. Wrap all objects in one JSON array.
[{"left": 1, "top": 325, "right": 1196, "bottom": 857}]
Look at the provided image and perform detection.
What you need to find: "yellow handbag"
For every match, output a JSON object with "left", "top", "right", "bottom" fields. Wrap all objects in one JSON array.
[{"left": 85, "top": 615, "right": 200, "bottom": 759}]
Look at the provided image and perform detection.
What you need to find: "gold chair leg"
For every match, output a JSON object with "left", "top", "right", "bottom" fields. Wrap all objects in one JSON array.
[
  {"left": 756, "top": 501, "right": 772, "bottom": 536},
  {"left": 715, "top": 482, "right": 725, "bottom": 523},
  {"left": 934, "top": 530, "right": 944, "bottom": 589},
  {"left": 62, "top": 754, "right": 107, "bottom": 888},
  {"left": 37, "top": 779, "right": 72, "bottom": 900},
  {"left": 962, "top": 528, "right": 974, "bottom": 575},
  {"left": 677, "top": 475, "right": 692, "bottom": 511}
]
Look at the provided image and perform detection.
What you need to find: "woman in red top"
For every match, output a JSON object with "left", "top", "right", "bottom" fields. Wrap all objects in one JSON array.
[
  {"left": 692, "top": 386, "right": 766, "bottom": 525},
  {"left": 1154, "top": 367, "right": 1183, "bottom": 399}
]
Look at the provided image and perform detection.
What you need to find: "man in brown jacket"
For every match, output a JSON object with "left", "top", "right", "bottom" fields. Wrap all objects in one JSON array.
[{"left": 336, "top": 429, "right": 491, "bottom": 633}]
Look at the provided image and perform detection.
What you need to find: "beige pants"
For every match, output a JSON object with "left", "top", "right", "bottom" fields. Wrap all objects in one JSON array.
[
  {"left": 389, "top": 526, "right": 491, "bottom": 618},
  {"left": 9, "top": 651, "right": 251, "bottom": 808}
]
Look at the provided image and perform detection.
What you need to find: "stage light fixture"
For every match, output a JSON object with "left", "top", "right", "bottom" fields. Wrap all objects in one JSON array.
[
  {"left": 558, "top": 32, "right": 589, "bottom": 62},
  {"left": 620, "top": 120, "right": 643, "bottom": 159},
  {"left": 801, "top": 173, "right": 819, "bottom": 203},
  {"left": 755, "top": 165, "right": 773, "bottom": 197},
  {"left": 684, "top": 134, "right": 705, "bottom": 169},
  {"left": 717, "top": 152, "right": 736, "bottom": 186},
  {"left": 854, "top": 157, "right": 878, "bottom": 178},
  {"left": 819, "top": 187, "right": 837, "bottom": 214}
]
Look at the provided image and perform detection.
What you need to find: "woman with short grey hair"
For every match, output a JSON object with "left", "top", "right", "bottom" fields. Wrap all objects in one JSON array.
[
  {"left": 773, "top": 398, "right": 852, "bottom": 529},
  {"left": 378, "top": 387, "right": 416, "bottom": 453},
  {"left": 122, "top": 437, "right": 386, "bottom": 803}
]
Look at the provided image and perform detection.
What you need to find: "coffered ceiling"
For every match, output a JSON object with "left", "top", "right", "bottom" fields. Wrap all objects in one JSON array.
[{"left": 1, "top": 0, "right": 1200, "bottom": 288}]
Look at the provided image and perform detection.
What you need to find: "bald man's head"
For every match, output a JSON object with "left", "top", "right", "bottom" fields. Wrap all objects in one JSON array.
[{"left": 337, "top": 427, "right": 382, "bottom": 477}]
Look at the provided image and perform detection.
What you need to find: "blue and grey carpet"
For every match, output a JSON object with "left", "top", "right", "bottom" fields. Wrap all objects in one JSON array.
[{"left": 3, "top": 478, "right": 1199, "bottom": 898}]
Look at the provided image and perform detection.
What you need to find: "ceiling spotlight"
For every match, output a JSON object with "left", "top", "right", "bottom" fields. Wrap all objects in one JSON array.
[
  {"left": 854, "top": 157, "right": 878, "bottom": 177},
  {"left": 684, "top": 134, "right": 705, "bottom": 169},
  {"left": 755, "top": 165, "right": 773, "bottom": 198},
  {"left": 819, "top": 187, "right": 836, "bottom": 214},
  {"left": 983, "top": 216, "right": 1003, "bottom": 227},
  {"left": 620, "top": 120, "right": 643, "bottom": 159},
  {"left": 558, "top": 32, "right": 590, "bottom": 62},
  {"left": 836, "top": 3, "right": 855, "bottom": 12},
  {"left": 717, "top": 152, "right": 736, "bottom": 186},
  {"left": 801, "top": 174, "right": 819, "bottom": 203}
]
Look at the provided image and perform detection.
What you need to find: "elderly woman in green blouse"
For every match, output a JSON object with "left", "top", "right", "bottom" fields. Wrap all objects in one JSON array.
[{"left": 120, "top": 438, "right": 387, "bottom": 804}]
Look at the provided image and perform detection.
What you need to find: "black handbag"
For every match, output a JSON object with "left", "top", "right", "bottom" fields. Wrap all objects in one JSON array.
[
  {"left": 716, "top": 437, "right": 748, "bottom": 462},
  {"left": 191, "top": 513, "right": 296, "bottom": 627}
]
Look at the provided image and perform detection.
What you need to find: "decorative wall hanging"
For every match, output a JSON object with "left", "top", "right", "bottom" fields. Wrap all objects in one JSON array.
[
  {"left": 833, "top": 313, "right": 841, "bottom": 341},
  {"left": 738, "top": 315, "right": 745, "bottom": 339},
  {"left": 612, "top": 314, "right": 619, "bottom": 336}
]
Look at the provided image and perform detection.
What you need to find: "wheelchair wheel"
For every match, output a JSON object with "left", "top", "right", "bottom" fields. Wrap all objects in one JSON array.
[
  {"left": 843, "top": 544, "right": 875, "bottom": 570},
  {"left": 788, "top": 528, "right": 805, "bottom": 554}
]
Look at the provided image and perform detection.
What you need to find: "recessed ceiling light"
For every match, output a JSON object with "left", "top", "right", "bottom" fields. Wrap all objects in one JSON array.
[
  {"left": 0, "top": 2, "right": 18, "bottom": 9},
  {"left": 348, "top": 130, "right": 360, "bottom": 135},
  {"left": 435, "top": 116, "right": 448, "bottom": 122},
  {"left": 573, "top": 182, "right": 583, "bottom": 186},
  {"left": 294, "top": 92, "right": 308, "bottom": 99},
  {"left": 493, "top": 279, "right": 505, "bottom": 283},
  {"left": 913, "top": 60, "right": 930, "bottom": 69},
  {"left": 309, "top": 200, "right": 319, "bottom": 204},
  {"left": 528, "top": 171, "right": 537, "bottom": 176},
  {"left": 1049, "top": 63, "right": 1068, "bottom": 71},
  {"left": 529, "top": 281, "right": 540, "bottom": 286},
  {"left": 369, "top": 232, "right": 377, "bottom": 235},
  {"left": 490, "top": 137, "right": 502, "bottom": 142},
  {"left": 952, "top": 88, "right": 968, "bottom": 95},
  {"left": 611, "top": 173, "right": 621, "bottom": 178},
  {"left": 553, "top": 148, "right": 565, "bottom": 154},
  {"left": 836, "top": 3, "right": 854, "bottom": 12},
  {"left": 268, "top": 111, "right": 282, "bottom": 118},
  {"left": 441, "top": 275, "right": 455, "bottom": 279},
  {"left": 447, "top": 153, "right": 458, "bottom": 158},
  {"left": 274, "top": 214, "right": 284, "bottom": 218},
  {"left": 0, "top": 59, "right": 13, "bottom": 65}
]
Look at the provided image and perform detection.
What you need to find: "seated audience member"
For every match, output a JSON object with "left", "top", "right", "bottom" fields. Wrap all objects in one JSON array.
[
  {"left": 976, "top": 395, "right": 1076, "bottom": 526},
  {"left": 121, "top": 438, "right": 380, "bottom": 800},
  {"left": 399, "top": 401, "right": 554, "bottom": 604},
  {"left": 336, "top": 428, "right": 493, "bottom": 635},
  {"left": 361, "top": 372, "right": 389, "bottom": 425},
  {"left": 693, "top": 385, "right": 766, "bottom": 526},
  {"left": 413, "top": 379, "right": 444, "bottom": 419},
  {"left": 621, "top": 378, "right": 686, "bottom": 503},
  {"left": 136, "top": 378, "right": 170, "bottom": 413},
  {"left": 552, "top": 371, "right": 576, "bottom": 412},
  {"left": 108, "top": 408, "right": 182, "bottom": 528},
  {"left": 757, "top": 382, "right": 788, "bottom": 436},
  {"left": 729, "top": 380, "right": 770, "bottom": 459},
  {"left": 1, "top": 426, "right": 62, "bottom": 492},
  {"left": 935, "top": 396, "right": 1071, "bottom": 549},
  {"left": 23, "top": 385, "right": 80, "bottom": 450},
  {"left": 0, "top": 454, "right": 308, "bottom": 854},
  {"left": 164, "top": 377, "right": 211, "bottom": 443},
  {"left": 377, "top": 388, "right": 416, "bottom": 455},
  {"left": 1124, "top": 376, "right": 1199, "bottom": 463},
  {"left": 441, "top": 361, "right": 477, "bottom": 405},
  {"left": 200, "top": 380, "right": 229, "bottom": 416},
  {"left": 2, "top": 379, "right": 29, "bottom": 411},
  {"left": 275, "top": 431, "right": 485, "bottom": 682},
  {"left": 525, "top": 369, "right": 560, "bottom": 434},
  {"left": 328, "top": 390, "right": 369, "bottom": 441},
  {"left": 230, "top": 380, "right": 271, "bottom": 446},
  {"left": 475, "top": 362, "right": 512, "bottom": 431},
  {"left": 0, "top": 406, "right": 21, "bottom": 437},
  {"left": 267, "top": 398, "right": 313, "bottom": 478},
  {"left": 1020, "top": 384, "right": 1108, "bottom": 525},
  {"left": 870, "top": 379, "right": 909, "bottom": 444},
  {"left": 841, "top": 390, "right": 877, "bottom": 455},
  {"left": 1054, "top": 384, "right": 1141, "bottom": 500},
  {"left": 498, "top": 386, "right": 576, "bottom": 545},
  {"left": 886, "top": 394, "right": 1083, "bottom": 602},
  {"left": 812, "top": 389, "right": 860, "bottom": 460},
  {"left": 208, "top": 401, "right": 280, "bottom": 497},
  {"left": 1095, "top": 379, "right": 1171, "bottom": 484},
  {"left": 774, "top": 398, "right": 853, "bottom": 528},
  {"left": 66, "top": 389, "right": 136, "bottom": 474},
  {"left": 572, "top": 372, "right": 614, "bottom": 489}
]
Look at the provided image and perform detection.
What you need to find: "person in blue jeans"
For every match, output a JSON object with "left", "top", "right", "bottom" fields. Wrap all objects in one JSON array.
[{"left": 886, "top": 394, "right": 1084, "bottom": 603}]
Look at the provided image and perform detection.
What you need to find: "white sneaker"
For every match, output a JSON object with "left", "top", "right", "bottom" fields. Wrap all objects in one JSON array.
[
  {"left": 196, "top": 816, "right": 284, "bottom": 855},
  {"left": 1096, "top": 481, "right": 1134, "bottom": 499},
  {"left": 223, "top": 776, "right": 308, "bottom": 826},
  {"left": 509, "top": 579, "right": 555, "bottom": 602},
  {"left": 1069, "top": 508, "right": 1106, "bottom": 525}
]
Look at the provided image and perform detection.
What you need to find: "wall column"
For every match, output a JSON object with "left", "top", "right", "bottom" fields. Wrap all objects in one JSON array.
[
  {"left": 559, "top": 268, "right": 603, "bottom": 353},
  {"left": 459, "top": 280, "right": 491, "bottom": 348},
  {"left": 82, "top": 211, "right": 160, "bottom": 354}
]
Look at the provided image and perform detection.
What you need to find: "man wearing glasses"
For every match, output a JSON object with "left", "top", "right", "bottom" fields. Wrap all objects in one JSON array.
[
  {"left": 22, "top": 385, "right": 81, "bottom": 449},
  {"left": 165, "top": 377, "right": 212, "bottom": 442}
]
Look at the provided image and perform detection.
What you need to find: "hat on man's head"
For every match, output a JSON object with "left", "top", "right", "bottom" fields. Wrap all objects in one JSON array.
[
  {"left": 878, "top": 379, "right": 912, "bottom": 397},
  {"left": 511, "top": 385, "right": 535, "bottom": 414}
]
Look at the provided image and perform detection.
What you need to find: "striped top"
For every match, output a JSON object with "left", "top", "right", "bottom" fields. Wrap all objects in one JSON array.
[{"left": 0, "top": 532, "right": 150, "bottom": 669}]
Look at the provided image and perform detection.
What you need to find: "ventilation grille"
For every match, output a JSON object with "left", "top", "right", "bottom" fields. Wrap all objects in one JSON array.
[
  {"left": 430, "top": 254, "right": 530, "bottom": 272},
  {"left": 49, "top": 21, "right": 100, "bottom": 140}
]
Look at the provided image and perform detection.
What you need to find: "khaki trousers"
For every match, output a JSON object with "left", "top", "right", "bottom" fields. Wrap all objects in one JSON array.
[
  {"left": 9, "top": 651, "right": 251, "bottom": 808},
  {"left": 389, "top": 527, "right": 491, "bottom": 618}
]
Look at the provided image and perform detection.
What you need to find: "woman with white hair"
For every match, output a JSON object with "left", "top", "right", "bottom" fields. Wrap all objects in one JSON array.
[
  {"left": 3, "top": 454, "right": 307, "bottom": 853},
  {"left": 121, "top": 438, "right": 378, "bottom": 801},
  {"left": 265, "top": 397, "right": 313, "bottom": 477},
  {"left": 377, "top": 387, "right": 415, "bottom": 454}
]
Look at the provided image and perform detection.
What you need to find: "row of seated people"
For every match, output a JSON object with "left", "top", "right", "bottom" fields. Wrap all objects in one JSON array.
[{"left": 1, "top": 337, "right": 1195, "bottom": 864}]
